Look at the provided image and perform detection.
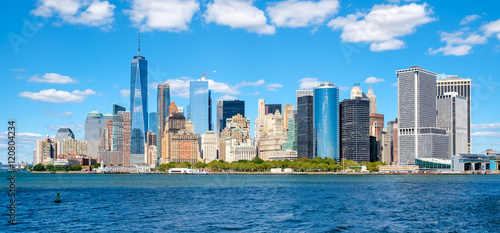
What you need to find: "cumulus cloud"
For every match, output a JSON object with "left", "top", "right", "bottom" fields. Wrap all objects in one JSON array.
[
  {"left": 208, "top": 79, "right": 241, "bottom": 95},
  {"left": 364, "top": 77, "right": 384, "bottom": 84},
  {"left": 481, "top": 18, "right": 500, "bottom": 40},
  {"left": 472, "top": 131, "right": 500, "bottom": 138},
  {"left": 267, "top": 0, "right": 339, "bottom": 28},
  {"left": 31, "top": 0, "right": 115, "bottom": 29},
  {"left": 472, "top": 123, "right": 500, "bottom": 130},
  {"left": 205, "top": 0, "right": 275, "bottom": 35},
  {"left": 218, "top": 95, "right": 238, "bottom": 100},
  {"left": 298, "top": 77, "right": 318, "bottom": 90},
  {"left": 237, "top": 79, "right": 265, "bottom": 87},
  {"left": 428, "top": 30, "right": 487, "bottom": 56},
  {"left": 266, "top": 83, "right": 282, "bottom": 91},
  {"left": 28, "top": 73, "right": 78, "bottom": 84},
  {"left": 127, "top": 0, "right": 199, "bottom": 32},
  {"left": 120, "top": 89, "right": 130, "bottom": 97},
  {"left": 19, "top": 89, "right": 96, "bottom": 103},
  {"left": 328, "top": 3, "right": 435, "bottom": 51},
  {"left": 0, "top": 132, "right": 45, "bottom": 145},
  {"left": 459, "top": 14, "right": 481, "bottom": 25}
]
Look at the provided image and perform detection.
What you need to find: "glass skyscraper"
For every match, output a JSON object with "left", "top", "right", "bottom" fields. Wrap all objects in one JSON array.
[
  {"left": 340, "top": 98, "right": 370, "bottom": 163},
  {"left": 313, "top": 82, "right": 339, "bottom": 160},
  {"left": 297, "top": 93, "right": 314, "bottom": 159},
  {"left": 130, "top": 49, "right": 148, "bottom": 164},
  {"left": 149, "top": 112, "right": 157, "bottom": 134},
  {"left": 85, "top": 109, "right": 102, "bottom": 158},
  {"left": 218, "top": 100, "right": 245, "bottom": 134},
  {"left": 189, "top": 77, "right": 212, "bottom": 135}
]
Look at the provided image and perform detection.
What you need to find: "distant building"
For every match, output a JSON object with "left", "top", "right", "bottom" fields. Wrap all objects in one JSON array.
[
  {"left": 149, "top": 112, "right": 157, "bottom": 134},
  {"left": 112, "top": 104, "right": 126, "bottom": 151},
  {"left": 157, "top": 83, "right": 170, "bottom": 162},
  {"left": 55, "top": 128, "right": 75, "bottom": 141},
  {"left": 190, "top": 77, "right": 212, "bottom": 135},
  {"left": 282, "top": 104, "right": 294, "bottom": 131},
  {"left": 113, "top": 111, "right": 130, "bottom": 165},
  {"left": 130, "top": 46, "right": 148, "bottom": 165},
  {"left": 436, "top": 74, "right": 471, "bottom": 153},
  {"left": 296, "top": 93, "right": 314, "bottom": 159},
  {"left": 258, "top": 111, "right": 285, "bottom": 160},
  {"left": 340, "top": 98, "right": 370, "bottom": 163},
  {"left": 397, "top": 66, "right": 449, "bottom": 164},
  {"left": 103, "top": 120, "right": 113, "bottom": 151},
  {"left": 201, "top": 131, "right": 217, "bottom": 163},
  {"left": 220, "top": 114, "right": 255, "bottom": 162},
  {"left": 370, "top": 112, "right": 384, "bottom": 161},
  {"left": 381, "top": 129, "right": 392, "bottom": 164},
  {"left": 162, "top": 113, "right": 200, "bottom": 164},
  {"left": 169, "top": 101, "right": 178, "bottom": 115},
  {"left": 367, "top": 85, "right": 377, "bottom": 113},
  {"left": 62, "top": 139, "right": 87, "bottom": 156},
  {"left": 369, "top": 136, "right": 377, "bottom": 162},
  {"left": 314, "top": 82, "right": 339, "bottom": 160},
  {"left": 282, "top": 114, "right": 297, "bottom": 152},
  {"left": 437, "top": 92, "right": 468, "bottom": 158},
  {"left": 217, "top": 100, "right": 245, "bottom": 135},
  {"left": 35, "top": 136, "right": 59, "bottom": 165},
  {"left": 85, "top": 109, "right": 103, "bottom": 158},
  {"left": 265, "top": 104, "right": 282, "bottom": 115}
]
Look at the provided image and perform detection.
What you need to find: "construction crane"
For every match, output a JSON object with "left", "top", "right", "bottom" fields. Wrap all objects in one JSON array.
[{"left": 202, "top": 71, "right": 216, "bottom": 80}]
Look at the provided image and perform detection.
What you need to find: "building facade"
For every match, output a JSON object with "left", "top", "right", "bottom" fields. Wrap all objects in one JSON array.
[
  {"left": 314, "top": 82, "right": 339, "bottom": 160},
  {"left": 85, "top": 110, "right": 102, "bottom": 158},
  {"left": 149, "top": 112, "right": 157, "bottom": 135},
  {"left": 282, "top": 104, "right": 294, "bottom": 131},
  {"left": 201, "top": 131, "right": 217, "bottom": 163},
  {"left": 218, "top": 100, "right": 245, "bottom": 135},
  {"left": 189, "top": 77, "right": 212, "bottom": 135},
  {"left": 297, "top": 94, "right": 314, "bottom": 159},
  {"left": 157, "top": 83, "right": 170, "bottom": 162},
  {"left": 437, "top": 92, "right": 468, "bottom": 158},
  {"left": 340, "top": 98, "right": 370, "bottom": 163},
  {"left": 130, "top": 49, "right": 148, "bottom": 164}
]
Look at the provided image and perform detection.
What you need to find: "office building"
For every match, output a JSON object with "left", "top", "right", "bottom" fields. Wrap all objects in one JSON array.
[
  {"left": 103, "top": 120, "right": 113, "bottom": 151},
  {"left": 437, "top": 92, "right": 468, "bottom": 158},
  {"left": 297, "top": 93, "right": 314, "bottom": 159},
  {"left": 61, "top": 139, "right": 87, "bottom": 156},
  {"left": 157, "top": 83, "right": 170, "bottom": 161},
  {"left": 282, "top": 104, "right": 294, "bottom": 131},
  {"left": 169, "top": 101, "right": 178, "bottom": 115},
  {"left": 381, "top": 129, "right": 392, "bottom": 164},
  {"left": 217, "top": 100, "right": 245, "bottom": 135},
  {"left": 149, "top": 112, "right": 157, "bottom": 134},
  {"left": 177, "top": 107, "right": 184, "bottom": 116},
  {"left": 340, "top": 98, "right": 370, "bottom": 163},
  {"left": 255, "top": 99, "right": 265, "bottom": 143},
  {"left": 35, "top": 137, "right": 59, "bottom": 165},
  {"left": 189, "top": 77, "right": 212, "bottom": 135},
  {"left": 85, "top": 109, "right": 102, "bottom": 158},
  {"left": 282, "top": 114, "right": 297, "bottom": 152},
  {"left": 397, "top": 66, "right": 449, "bottom": 164},
  {"left": 436, "top": 74, "right": 472, "bottom": 153},
  {"left": 161, "top": 113, "right": 200, "bottom": 164},
  {"left": 55, "top": 128, "right": 75, "bottom": 141},
  {"left": 145, "top": 131, "right": 157, "bottom": 166},
  {"left": 201, "top": 131, "right": 217, "bottom": 163},
  {"left": 314, "top": 82, "right": 339, "bottom": 160},
  {"left": 258, "top": 111, "right": 285, "bottom": 160},
  {"left": 114, "top": 111, "right": 130, "bottom": 166},
  {"left": 265, "top": 104, "right": 282, "bottom": 115},
  {"left": 112, "top": 104, "right": 126, "bottom": 151},
  {"left": 367, "top": 85, "right": 377, "bottom": 113},
  {"left": 130, "top": 43, "right": 148, "bottom": 165},
  {"left": 219, "top": 114, "right": 254, "bottom": 162}
]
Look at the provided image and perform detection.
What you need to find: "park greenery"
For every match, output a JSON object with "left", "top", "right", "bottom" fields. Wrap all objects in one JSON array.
[
  {"left": 156, "top": 157, "right": 386, "bottom": 173},
  {"left": 31, "top": 163, "right": 101, "bottom": 172}
]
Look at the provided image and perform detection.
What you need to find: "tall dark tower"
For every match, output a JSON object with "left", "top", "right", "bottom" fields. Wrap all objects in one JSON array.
[{"left": 130, "top": 31, "right": 148, "bottom": 165}]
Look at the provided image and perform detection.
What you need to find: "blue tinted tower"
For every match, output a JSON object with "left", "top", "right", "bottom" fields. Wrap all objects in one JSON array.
[
  {"left": 189, "top": 77, "right": 212, "bottom": 135},
  {"left": 130, "top": 34, "right": 148, "bottom": 165},
  {"left": 314, "top": 82, "right": 339, "bottom": 160}
]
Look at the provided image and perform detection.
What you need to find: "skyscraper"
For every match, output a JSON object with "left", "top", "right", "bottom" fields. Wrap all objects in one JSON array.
[
  {"left": 149, "top": 112, "right": 157, "bottom": 134},
  {"left": 436, "top": 74, "right": 471, "bottom": 153},
  {"left": 157, "top": 83, "right": 170, "bottom": 163},
  {"left": 255, "top": 99, "right": 266, "bottom": 142},
  {"left": 189, "top": 77, "right": 212, "bottom": 135},
  {"left": 297, "top": 93, "right": 314, "bottom": 159},
  {"left": 397, "top": 66, "right": 449, "bottom": 164},
  {"left": 112, "top": 104, "right": 126, "bottom": 151},
  {"left": 265, "top": 104, "right": 282, "bottom": 115},
  {"left": 201, "top": 131, "right": 217, "bottom": 162},
  {"left": 282, "top": 104, "right": 294, "bottom": 131},
  {"left": 218, "top": 100, "right": 245, "bottom": 135},
  {"left": 114, "top": 111, "right": 131, "bottom": 166},
  {"left": 437, "top": 92, "right": 468, "bottom": 158},
  {"left": 340, "top": 98, "right": 370, "bottom": 163},
  {"left": 85, "top": 109, "right": 102, "bottom": 158},
  {"left": 314, "top": 82, "right": 339, "bottom": 160},
  {"left": 55, "top": 128, "right": 75, "bottom": 141},
  {"left": 130, "top": 40, "right": 148, "bottom": 165},
  {"left": 367, "top": 85, "right": 377, "bottom": 113}
]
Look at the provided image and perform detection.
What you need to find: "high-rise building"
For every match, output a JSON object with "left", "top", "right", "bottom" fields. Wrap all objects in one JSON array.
[
  {"left": 169, "top": 101, "right": 178, "bottom": 115},
  {"left": 112, "top": 104, "right": 126, "bottom": 151},
  {"left": 85, "top": 110, "right": 102, "bottom": 158},
  {"left": 149, "top": 112, "right": 157, "bottom": 134},
  {"left": 216, "top": 100, "right": 223, "bottom": 136},
  {"left": 177, "top": 107, "right": 184, "bottom": 116},
  {"left": 370, "top": 113, "right": 384, "bottom": 161},
  {"left": 314, "top": 82, "right": 339, "bottom": 160},
  {"left": 61, "top": 139, "right": 87, "bottom": 156},
  {"left": 255, "top": 99, "right": 266, "bottom": 143},
  {"left": 114, "top": 111, "right": 131, "bottom": 166},
  {"left": 367, "top": 85, "right": 377, "bottom": 113},
  {"left": 387, "top": 119, "right": 397, "bottom": 163},
  {"left": 282, "top": 104, "right": 294, "bottom": 131},
  {"left": 103, "top": 120, "right": 113, "bottom": 151},
  {"left": 397, "top": 66, "right": 449, "bottom": 164},
  {"left": 369, "top": 136, "right": 377, "bottom": 162},
  {"left": 219, "top": 114, "right": 254, "bottom": 162},
  {"left": 35, "top": 137, "right": 59, "bottom": 165},
  {"left": 157, "top": 83, "right": 170, "bottom": 162},
  {"left": 436, "top": 74, "right": 471, "bottom": 153},
  {"left": 201, "top": 131, "right": 217, "bottom": 163},
  {"left": 258, "top": 111, "right": 285, "bottom": 160},
  {"left": 296, "top": 90, "right": 313, "bottom": 106},
  {"left": 55, "top": 128, "right": 75, "bottom": 141},
  {"left": 130, "top": 43, "right": 148, "bottom": 165},
  {"left": 392, "top": 121, "right": 399, "bottom": 164},
  {"left": 190, "top": 77, "right": 212, "bottom": 135},
  {"left": 282, "top": 113, "right": 297, "bottom": 152},
  {"left": 145, "top": 131, "right": 157, "bottom": 166},
  {"left": 218, "top": 100, "right": 245, "bottom": 135},
  {"left": 297, "top": 93, "right": 314, "bottom": 159},
  {"left": 340, "top": 98, "right": 370, "bottom": 163},
  {"left": 381, "top": 129, "right": 392, "bottom": 164},
  {"left": 437, "top": 92, "right": 468, "bottom": 158},
  {"left": 161, "top": 113, "right": 200, "bottom": 164},
  {"left": 350, "top": 83, "right": 363, "bottom": 99},
  {"left": 99, "top": 113, "right": 113, "bottom": 152},
  {"left": 265, "top": 104, "right": 282, "bottom": 115}
]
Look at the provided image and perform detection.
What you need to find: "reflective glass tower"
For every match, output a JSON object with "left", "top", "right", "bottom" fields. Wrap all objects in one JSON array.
[
  {"left": 218, "top": 100, "right": 245, "bottom": 134},
  {"left": 130, "top": 37, "right": 148, "bottom": 165},
  {"left": 313, "top": 82, "right": 339, "bottom": 160},
  {"left": 189, "top": 77, "right": 212, "bottom": 135}
]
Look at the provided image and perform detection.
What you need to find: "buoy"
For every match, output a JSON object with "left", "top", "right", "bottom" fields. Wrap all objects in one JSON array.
[{"left": 54, "top": 192, "right": 61, "bottom": 203}]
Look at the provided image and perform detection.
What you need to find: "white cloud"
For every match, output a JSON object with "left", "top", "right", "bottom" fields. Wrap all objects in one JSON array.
[
  {"left": 120, "top": 89, "right": 130, "bottom": 97},
  {"left": 472, "top": 123, "right": 500, "bottom": 130},
  {"left": 391, "top": 82, "right": 398, "bottom": 87},
  {"left": 364, "top": 77, "right": 384, "bottom": 84},
  {"left": 267, "top": 0, "right": 339, "bottom": 28},
  {"left": 459, "top": 14, "right": 481, "bottom": 25},
  {"left": 28, "top": 73, "right": 78, "bottom": 84},
  {"left": 237, "top": 79, "right": 265, "bottom": 87},
  {"left": 160, "top": 77, "right": 249, "bottom": 98},
  {"left": 298, "top": 77, "right": 318, "bottom": 89},
  {"left": 43, "top": 110, "right": 74, "bottom": 118},
  {"left": 218, "top": 95, "right": 238, "bottom": 100},
  {"left": 208, "top": 80, "right": 241, "bottom": 95},
  {"left": 481, "top": 18, "right": 500, "bottom": 40},
  {"left": 19, "top": 89, "right": 96, "bottom": 103},
  {"left": 428, "top": 30, "right": 487, "bottom": 56},
  {"left": 127, "top": 0, "right": 199, "bottom": 32},
  {"left": 0, "top": 132, "right": 45, "bottom": 145},
  {"left": 328, "top": 3, "right": 435, "bottom": 51},
  {"left": 205, "top": 0, "right": 275, "bottom": 35},
  {"left": 472, "top": 131, "right": 500, "bottom": 138},
  {"left": 266, "top": 83, "right": 282, "bottom": 91},
  {"left": 47, "top": 124, "right": 84, "bottom": 132},
  {"left": 31, "top": 0, "right": 115, "bottom": 29}
]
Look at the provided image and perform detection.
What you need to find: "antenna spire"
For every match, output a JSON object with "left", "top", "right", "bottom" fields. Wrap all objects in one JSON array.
[{"left": 138, "top": 29, "right": 141, "bottom": 56}]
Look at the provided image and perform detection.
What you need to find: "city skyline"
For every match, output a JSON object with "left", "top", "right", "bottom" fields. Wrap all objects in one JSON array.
[{"left": 2, "top": 0, "right": 500, "bottom": 164}]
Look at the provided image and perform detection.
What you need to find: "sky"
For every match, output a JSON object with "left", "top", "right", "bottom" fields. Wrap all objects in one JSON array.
[{"left": 1, "top": 0, "right": 500, "bottom": 164}]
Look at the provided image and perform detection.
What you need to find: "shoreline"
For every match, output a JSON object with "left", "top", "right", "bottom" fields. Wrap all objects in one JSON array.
[{"left": 28, "top": 171, "right": 500, "bottom": 175}]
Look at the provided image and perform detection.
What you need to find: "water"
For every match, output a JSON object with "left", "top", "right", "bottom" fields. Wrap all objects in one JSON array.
[{"left": 2, "top": 171, "right": 500, "bottom": 232}]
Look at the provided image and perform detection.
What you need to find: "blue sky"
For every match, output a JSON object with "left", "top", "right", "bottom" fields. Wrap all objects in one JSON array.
[{"left": 1, "top": 0, "right": 500, "bottom": 164}]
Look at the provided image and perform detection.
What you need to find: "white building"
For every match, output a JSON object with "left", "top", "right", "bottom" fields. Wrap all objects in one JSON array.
[{"left": 201, "top": 131, "right": 217, "bottom": 162}]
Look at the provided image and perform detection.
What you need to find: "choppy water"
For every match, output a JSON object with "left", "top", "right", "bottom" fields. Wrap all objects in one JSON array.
[{"left": 1, "top": 171, "right": 500, "bottom": 232}]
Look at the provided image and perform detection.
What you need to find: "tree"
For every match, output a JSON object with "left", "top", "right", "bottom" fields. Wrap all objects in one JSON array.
[
  {"left": 252, "top": 157, "right": 264, "bottom": 164},
  {"left": 92, "top": 163, "right": 101, "bottom": 168},
  {"left": 193, "top": 162, "right": 207, "bottom": 169},
  {"left": 45, "top": 164, "right": 55, "bottom": 171},
  {"left": 32, "top": 163, "right": 45, "bottom": 171},
  {"left": 68, "top": 165, "right": 82, "bottom": 171},
  {"left": 55, "top": 165, "right": 68, "bottom": 171}
]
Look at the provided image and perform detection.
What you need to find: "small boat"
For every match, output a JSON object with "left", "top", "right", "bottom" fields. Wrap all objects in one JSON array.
[{"left": 54, "top": 193, "right": 61, "bottom": 203}]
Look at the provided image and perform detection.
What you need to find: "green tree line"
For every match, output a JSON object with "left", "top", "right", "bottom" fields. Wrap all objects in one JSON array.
[{"left": 31, "top": 163, "right": 101, "bottom": 172}]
